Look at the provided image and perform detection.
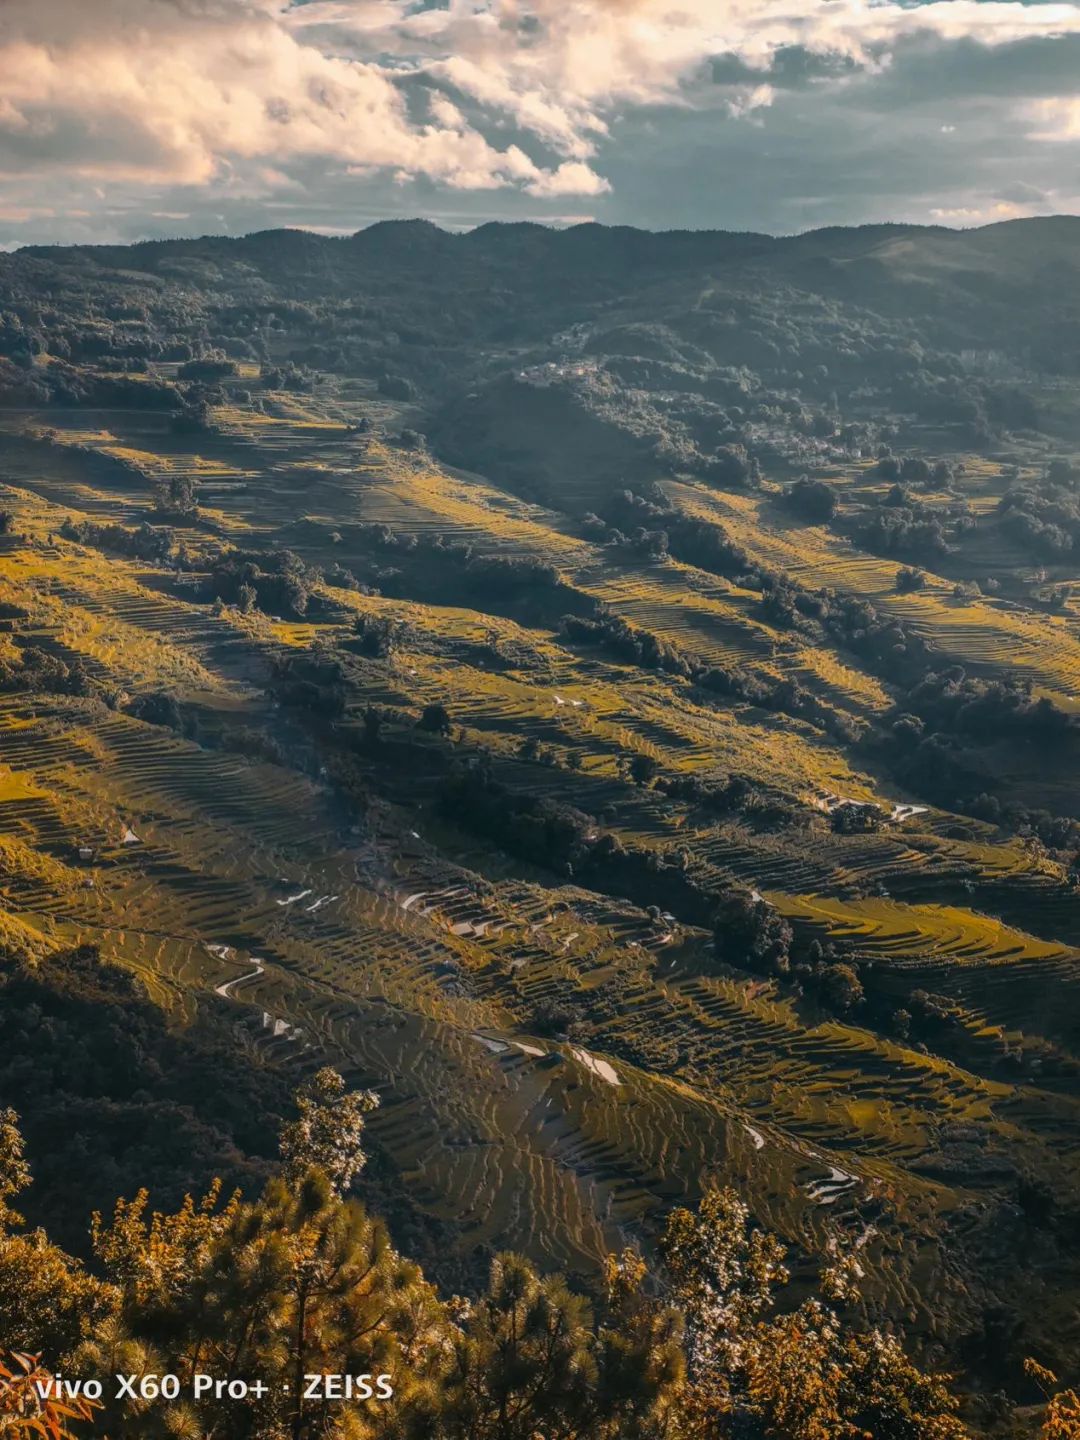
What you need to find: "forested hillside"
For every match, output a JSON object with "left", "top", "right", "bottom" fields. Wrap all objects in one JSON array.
[{"left": 1, "top": 218, "right": 1080, "bottom": 1436}]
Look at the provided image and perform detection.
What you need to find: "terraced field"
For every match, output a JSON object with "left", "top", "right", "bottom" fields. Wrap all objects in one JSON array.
[
  {"left": 671, "top": 479, "right": 1080, "bottom": 712},
  {"left": 1, "top": 356, "right": 1080, "bottom": 1376}
]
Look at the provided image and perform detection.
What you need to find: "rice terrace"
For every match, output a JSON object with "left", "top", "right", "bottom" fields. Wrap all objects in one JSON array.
[{"left": 3, "top": 218, "right": 1080, "bottom": 1436}]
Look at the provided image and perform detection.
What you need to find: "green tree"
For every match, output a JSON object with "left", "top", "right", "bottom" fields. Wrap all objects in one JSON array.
[
  {"left": 418, "top": 703, "right": 452, "bottom": 736},
  {"left": 593, "top": 1249, "right": 684, "bottom": 1440},
  {"left": 436, "top": 1252, "right": 595, "bottom": 1440},
  {"left": 154, "top": 474, "right": 200, "bottom": 519},
  {"left": 820, "top": 963, "right": 865, "bottom": 1014},
  {"left": 712, "top": 894, "right": 793, "bottom": 977},
  {"left": 627, "top": 754, "right": 660, "bottom": 787}
]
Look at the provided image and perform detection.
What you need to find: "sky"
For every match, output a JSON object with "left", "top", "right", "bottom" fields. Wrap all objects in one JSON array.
[{"left": 3, "top": 0, "right": 1080, "bottom": 246}]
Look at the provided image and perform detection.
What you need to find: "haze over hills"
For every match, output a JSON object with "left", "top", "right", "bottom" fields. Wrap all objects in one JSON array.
[{"left": 2, "top": 217, "right": 1080, "bottom": 1434}]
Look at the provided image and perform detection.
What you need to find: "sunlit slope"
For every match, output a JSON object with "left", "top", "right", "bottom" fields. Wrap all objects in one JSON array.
[
  {"left": 1, "top": 679, "right": 1071, "bottom": 1334},
  {"left": 2, "top": 372, "right": 1080, "bottom": 1357},
  {"left": 0, "top": 509, "right": 1073, "bottom": 1344},
  {"left": 671, "top": 480, "right": 1080, "bottom": 708}
]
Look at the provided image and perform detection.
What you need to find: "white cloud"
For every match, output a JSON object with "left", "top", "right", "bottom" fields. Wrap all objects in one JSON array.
[
  {"left": 525, "top": 160, "right": 612, "bottom": 197},
  {"left": 290, "top": 0, "right": 1080, "bottom": 100},
  {"left": 1026, "top": 96, "right": 1080, "bottom": 139},
  {"left": 0, "top": 0, "right": 607, "bottom": 195},
  {"left": 930, "top": 201, "right": 1032, "bottom": 220},
  {"left": 726, "top": 84, "right": 776, "bottom": 119}
]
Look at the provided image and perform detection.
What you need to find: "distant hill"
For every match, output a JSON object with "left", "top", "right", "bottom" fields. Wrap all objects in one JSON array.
[{"left": 14, "top": 215, "right": 1080, "bottom": 361}]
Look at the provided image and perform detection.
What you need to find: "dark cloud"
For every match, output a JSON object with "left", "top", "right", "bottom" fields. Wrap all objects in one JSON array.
[
  {"left": 843, "top": 33, "right": 1080, "bottom": 108},
  {"left": 708, "top": 46, "right": 860, "bottom": 93}
]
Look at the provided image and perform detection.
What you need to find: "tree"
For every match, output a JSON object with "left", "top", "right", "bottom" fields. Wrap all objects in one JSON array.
[
  {"left": 661, "top": 1188, "right": 787, "bottom": 1372},
  {"left": 419, "top": 702, "right": 452, "bottom": 736},
  {"left": 896, "top": 566, "right": 927, "bottom": 593},
  {"left": 1027, "top": 1359, "right": 1080, "bottom": 1440},
  {"left": 713, "top": 892, "right": 793, "bottom": 976},
  {"left": 170, "top": 393, "right": 214, "bottom": 434},
  {"left": 746, "top": 1304, "right": 967, "bottom": 1440},
  {"left": 627, "top": 754, "right": 660, "bottom": 787},
  {"left": 279, "top": 1066, "right": 379, "bottom": 1195},
  {"left": 90, "top": 1170, "right": 445, "bottom": 1440},
  {"left": 354, "top": 615, "right": 400, "bottom": 659},
  {"left": 1043, "top": 1389, "right": 1080, "bottom": 1438},
  {"left": 436, "top": 1252, "right": 596, "bottom": 1440},
  {"left": 820, "top": 963, "right": 865, "bottom": 1014},
  {"left": 0, "top": 1109, "right": 30, "bottom": 1230},
  {"left": 0, "top": 1112, "right": 108, "bottom": 1358},
  {"left": 593, "top": 1250, "right": 684, "bottom": 1440},
  {"left": 785, "top": 477, "right": 838, "bottom": 523},
  {"left": 0, "top": 1351, "right": 101, "bottom": 1438},
  {"left": 153, "top": 474, "right": 199, "bottom": 519},
  {"left": 661, "top": 1189, "right": 967, "bottom": 1440}
]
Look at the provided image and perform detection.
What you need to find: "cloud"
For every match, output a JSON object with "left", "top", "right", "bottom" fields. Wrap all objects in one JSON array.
[
  {"left": 726, "top": 85, "right": 776, "bottom": 120},
  {"left": 525, "top": 160, "right": 611, "bottom": 197},
  {"left": 0, "top": 0, "right": 607, "bottom": 194},
  {"left": 929, "top": 201, "right": 1033, "bottom": 221},
  {"left": 1026, "top": 96, "right": 1080, "bottom": 138},
  {"left": 4, "top": 0, "right": 1080, "bottom": 240}
]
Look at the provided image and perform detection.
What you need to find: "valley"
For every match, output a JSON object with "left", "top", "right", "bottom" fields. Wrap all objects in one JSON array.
[{"left": 2, "top": 219, "right": 1080, "bottom": 1408}]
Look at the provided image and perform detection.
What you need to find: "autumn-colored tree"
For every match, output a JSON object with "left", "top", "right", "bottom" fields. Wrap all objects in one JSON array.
[
  {"left": 834, "top": 1326, "right": 967, "bottom": 1439},
  {"left": 746, "top": 1303, "right": 967, "bottom": 1440},
  {"left": 660, "top": 1184, "right": 787, "bottom": 1426},
  {"left": 0, "top": 1351, "right": 100, "bottom": 1439},
  {"left": 660, "top": 1187, "right": 966, "bottom": 1440},
  {"left": 91, "top": 1178, "right": 240, "bottom": 1315},
  {"left": 1027, "top": 1359, "right": 1080, "bottom": 1440},
  {"left": 279, "top": 1067, "right": 379, "bottom": 1195},
  {"left": 1042, "top": 1389, "right": 1080, "bottom": 1440},
  {"left": 0, "top": 1231, "right": 108, "bottom": 1363},
  {"left": 0, "top": 1111, "right": 109, "bottom": 1359},
  {"left": 0, "top": 1111, "right": 30, "bottom": 1230},
  {"left": 89, "top": 1168, "right": 446, "bottom": 1439}
]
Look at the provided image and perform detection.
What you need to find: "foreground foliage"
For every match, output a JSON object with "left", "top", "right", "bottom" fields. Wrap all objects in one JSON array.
[{"left": 1, "top": 1074, "right": 1076, "bottom": 1439}]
